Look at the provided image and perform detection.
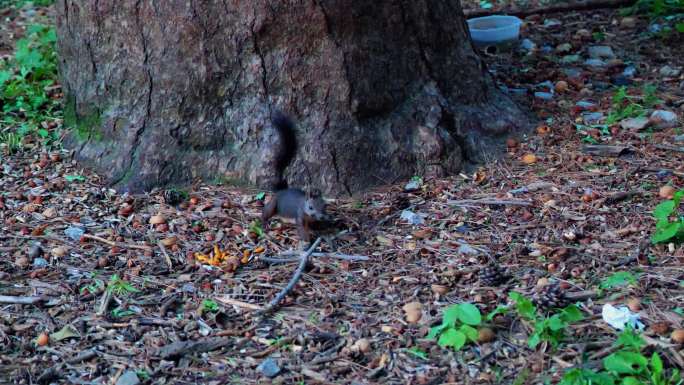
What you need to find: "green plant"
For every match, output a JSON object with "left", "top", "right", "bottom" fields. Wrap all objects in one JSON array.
[
  {"left": 0, "top": 23, "right": 61, "bottom": 151},
  {"left": 560, "top": 329, "right": 682, "bottom": 385},
  {"left": 652, "top": 190, "right": 684, "bottom": 243},
  {"left": 200, "top": 299, "right": 220, "bottom": 313},
  {"left": 427, "top": 303, "right": 482, "bottom": 351},
  {"left": 600, "top": 271, "right": 639, "bottom": 290},
  {"left": 509, "top": 292, "right": 584, "bottom": 349},
  {"left": 623, "top": 0, "right": 684, "bottom": 16},
  {"left": 106, "top": 274, "right": 139, "bottom": 296},
  {"left": 0, "top": 0, "right": 54, "bottom": 8},
  {"left": 605, "top": 85, "right": 661, "bottom": 126}
]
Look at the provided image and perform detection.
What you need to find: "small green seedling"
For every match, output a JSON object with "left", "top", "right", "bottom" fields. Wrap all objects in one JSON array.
[
  {"left": 652, "top": 189, "right": 684, "bottom": 243},
  {"left": 509, "top": 292, "right": 584, "bottom": 349},
  {"left": 427, "top": 303, "right": 482, "bottom": 351},
  {"left": 600, "top": 271, "right": 639, "bottom": 290},
  {"left": 106, "top": 274, "right": 139, "bottom": 296},
  {"left": 200, "top": 299, "right": 220, "bottom": 314}
]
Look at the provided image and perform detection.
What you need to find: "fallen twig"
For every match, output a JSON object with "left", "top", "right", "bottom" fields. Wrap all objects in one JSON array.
[
  {"left": 448, "top": 198, "right": 532, "bottom": 207},
  {"left": 465, "top": 0, "right": 636, "bottom": 18},
  {"left": 155, "top": 337, "right": 234, "bottom": 359},
  {"left": 215, "top": 296, "right": 264, "bottom": 311},
  {"left": 82, "top": 234, "right": 152, "bottom": 251},
  {"left": 0, "top": 295, "right": 49, "bottom": 305},
  {"left": 250, "top": 336, "right": 294, "bottom": 358},
  {"left": 157, "top": 240, "right": 173, "bottom": 269},
  {"left": 260, "top": 251, "right": 369, "bottom": 264},
  {"left": 259, "top": 238, "right": 321, "bottom": 315}
]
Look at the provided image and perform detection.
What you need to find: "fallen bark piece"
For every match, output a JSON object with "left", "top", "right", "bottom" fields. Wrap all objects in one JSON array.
[{"left": 581, "top": 144, "right": 630, "bottom": 156}]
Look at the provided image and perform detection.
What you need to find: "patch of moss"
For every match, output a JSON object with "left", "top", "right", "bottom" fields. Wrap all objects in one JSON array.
[{"left": 63, "top": 94, "right": 104, "bottom": 142}]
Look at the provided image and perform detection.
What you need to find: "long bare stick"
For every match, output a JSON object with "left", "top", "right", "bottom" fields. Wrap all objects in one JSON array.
[
  {"left": 82, "top": 234, "right": 152, "bottom": 251},
  {"left": 259, "top": 238, "right": 321, "bottom": 315},
  {"left": 0, "top": 295, "right": 48, "bottom": 305},
  {"left": 260, "top": 252, "right": 369, "bottom": 264},
  {"left": 464, "top": 0, "right": 635, "bottom": 18}
]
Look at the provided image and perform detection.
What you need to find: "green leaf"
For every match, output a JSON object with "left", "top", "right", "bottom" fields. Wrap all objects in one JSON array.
[
  {"left": 456, "top": 303, "right": 482, "bottom": 326},
  {"left": 459, "top": 324, "right": 479, "bottom": 342},
  {"left": 528, "top": 332, "right": 542, "bottom": 349},
  {"left": 438, "top": 328, "right": 466, "bottom": 350},
  {"left": 615, "top": 328, "right": 644, "bottom": 351},
  {"left": 677, "top": 23, "right": 684, "bottom": 33},
  {"left": 600, "top": 272, "right": 638, "bottom": 290},
  {"left": 560, "top": 305, "right": 584, "bottom": 322},
  {"left": 406, "top": 347, "right": 428, "bottom": 360},
  {"left": 37, "top": 128, "right": 49, "bottom": 138},
  {"left": 548, "top": 314, "right": 566, "bottom": 331},
  {"left": 652, "top": 221, "right": 681, "bottom": 243},
  {"left": 653, "top": 200, "right": 675, "bottom": 220},
  {"left": 255, "top": 192, "right": 266, "bottom": 200},
  {"left": 650, "top": 352, "right": 663, "bottom": 376},
  {"left": 603, "top": 351, "right": 648, "bottom": 374},
  {"left": 442, "top": 304, "right": 460, "bottom": 327},
  {"left": 486, "top": 305, "right": 509, "bottom": 321},
  {"left": 427, "top": 323, "right": 448, "bottom": 340},
  {"left": 510, "top": 292, "right": 537, "bottom": 320},
  {"left": 0, "top": 70, "right": 12, "bottom": 85},
  {"left": 620, "top": 377, "right": 643, "bottom": 385},
  {"left": 65, "top": 175, "right": 86, "bottom": 182}
]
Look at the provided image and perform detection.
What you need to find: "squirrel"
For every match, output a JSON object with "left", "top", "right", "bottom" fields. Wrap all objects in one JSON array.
[{"left": 261, "top": 111, "right": 333, "bottom": 246}]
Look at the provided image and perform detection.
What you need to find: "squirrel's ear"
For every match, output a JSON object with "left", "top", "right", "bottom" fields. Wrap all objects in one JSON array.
[{"left": 307, "top": 189, "right": 322, "bottom": 199}]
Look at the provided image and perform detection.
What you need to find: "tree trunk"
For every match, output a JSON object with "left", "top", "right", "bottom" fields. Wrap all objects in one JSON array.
[{"left": 55, "top": 0, "right": 530, "bottom": 195}]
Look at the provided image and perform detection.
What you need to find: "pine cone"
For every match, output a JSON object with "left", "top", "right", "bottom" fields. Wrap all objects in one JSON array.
[
  {"left": 163, "top": 189, "right": 183, "bottom": 205},
  {"left": 533, "top": 283, "right": 569, "bottom": 309},
  {"left": 479, "top": 265, "right": 510, "bottom": 286}
]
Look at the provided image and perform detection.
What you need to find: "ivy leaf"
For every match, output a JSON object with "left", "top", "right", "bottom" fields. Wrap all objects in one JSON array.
[
  {"left": 615, "top": 328, "right": 644, "bottom": 351},
  {"left": 651, "top": 221, "right": 681, "bottom": 243},
  {"left": 653, "top": 200, "right": 675, "bottom": 220},
  {"left": 427, "top": 323, "right": 448, "bottom": 340},
  {"left": 442, "top": 304, "right": 460, "bottom": 327},
  {"left": 486, "top": 305, "right": 509, "bottom": 321},
  {"left": 438, "top": 328, "right": 466, "bottom": 350},
  {"left": 0, "top": 70, "right": 12, "bottom": 85},
  {"left": 459, "top": 324, "right": 479, "bottom": 342},
  {"left": 650, "top": 352, "right": 663, "bottom": 376},
  {"left": 548, "top": 314, "right": 566, "bottom": 331},
  {"left": 456, "top": 303, "right": 482, "bottom": 326},
  {"left": 560, "top": 305, "right": 584, "bottom": 322},
  {"left": 510, "top": 292, "right": 536, "bottom": 320},
  {"left": 600, "top": 271, "right": 637, "bottom": 290},
  {"left": 255, "top": 192, "right": 266, "bottom": 200},
  {"left": 603, "top": 351, "right": 648, "bottom": 374},
  {"left": 528, "top": 332, "right": 542, "bottom": 349},
  {"left": 677, "top": 23, "right": 684, "bottom": 33}
]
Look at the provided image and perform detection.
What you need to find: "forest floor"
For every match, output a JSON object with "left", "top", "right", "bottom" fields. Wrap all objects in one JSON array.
[{"left": 1, "top": 1, "right": 683, "bottom": 385}]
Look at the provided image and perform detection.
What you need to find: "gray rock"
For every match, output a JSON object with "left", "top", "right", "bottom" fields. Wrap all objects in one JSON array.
[
  {"left": 257, "top": 358, "right": 282, "bottom": 378},
  {"left": 649, "top": 110, "right": 678, "bottom": 129},
  {"left": 404, "top": 179, "right": 421, "bottom": 191},
  {"left": 620, "top": 117, "right": 650, "bottom": 130},
  {"left": 659, "top": 65, "right": 681, "bottom": 78},
  {"left": 584, "top": 59, "right": 607, "bottom": 68},
  {"left": 555, "top": 43, "right": 572, "bottom": 54},
  {"left": 64, "top": 226, "right": 85, "bottom": 241},
  {"left": 561, "top": 55, "right": 581, "bottom": 64},
  {"left": 576, "top": 100, "right": 596, "bottom": 110},
  {"left": 534, "top": 92, "right": 554, "bottom": 100},
  {"left": 116, "top": 371, "right": 140, "bottom": 385},
  {"left": 28, "top": 242, "right": 44, "bottom": 259},
  {"left": 583, "top": 112, "right": 604, "bottom": 125},
  {"left": 33, "top": 258, "right": 49, "bottom": 268},
  {"left": 649, "top": 23, "right": 661, "bottom": 33},
  {"left": 520, "top": 39, "right": 536, "bottom": 52},
  {"left": 622, "top": 66, "right": 637, "bottom": 78},
  {"left": 587, "top": 45, "right": 615, "bottom": 59}
]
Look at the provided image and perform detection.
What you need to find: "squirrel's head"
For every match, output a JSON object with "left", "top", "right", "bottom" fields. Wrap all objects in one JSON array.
[{"left": 303, "top": 189, "right": 331, "bottom": 221}]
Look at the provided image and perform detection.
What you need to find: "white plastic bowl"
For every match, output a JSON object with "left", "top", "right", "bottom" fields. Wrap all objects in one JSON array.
[{"left": 467, "top": 15, "right": 523, "bottom": 45}]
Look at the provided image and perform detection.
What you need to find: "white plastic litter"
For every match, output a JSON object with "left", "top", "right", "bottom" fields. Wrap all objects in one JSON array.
[
  {"left": 601, "top": 303, "right": 644, "bottom": 331},
  {"left": 400, "top": 210, "right": 426, "bottom": 225}
]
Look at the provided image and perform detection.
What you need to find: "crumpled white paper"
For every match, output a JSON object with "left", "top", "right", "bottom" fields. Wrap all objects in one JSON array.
[{"left": 601, "top": 303, "right": 644, "bottom": 330}]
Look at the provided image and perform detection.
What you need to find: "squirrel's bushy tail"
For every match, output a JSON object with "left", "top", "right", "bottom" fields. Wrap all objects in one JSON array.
[{"left": 271, "top": 111, "right": 297, "bottom": 191}]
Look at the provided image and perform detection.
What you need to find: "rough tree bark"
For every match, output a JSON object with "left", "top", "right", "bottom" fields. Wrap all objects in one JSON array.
[{"left": 55, "top": 0, "right": 530, "bottom": 195}]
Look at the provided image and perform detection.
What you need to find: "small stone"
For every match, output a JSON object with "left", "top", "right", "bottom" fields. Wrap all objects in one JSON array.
[
  {"left": 64, "top": 226, "right": 86, "bottom": 241},
  {"left": 257, "top": 358, "right": 282, "bottom": 378},
  {"left": 587, "top": 45, "right": 615, "bottom": 59},
  {"left": 404, "top": 179, "right": 421, "bottom": 192},
  {"left": 575, "top": 100, "right": 596, "bottom": 110},
  {"left": 583, "top": 112, "right": 604, "bottom": 125},
  {"left": 33, "top": 258, "right": 48, "bottom": 268},
  {"left": 15, "top": 256, "right": 30, "bottom": 269},
  {"left": 352, "top": 338, "right": 371, "bottom": 354},
  {"left": 555, "top": 43, "right": 572, "bottom": 54},
  {"left": 28, "top": 243, "right": 44, "bottom": 259},
  {"left": 622, "top": 65, "right": 637, "bottom": 78},
  {"left": 620, "top": 17, "right": 637, "bottom": 28},
  {"left": 534, "top": 92, "right": 553, "bottom": 100},
  {"left": 560, "top": 54, "right": 581, "bottom": 64},
  {"left": 649, "top": 110, "right": 678, "bottom": 129},
  {"left": 620, "top": 117, "right": 650, "bottom": 130},
  {"left": 584, "top": 59, "right": 607, "bottom": 68},
  {"left": 555, "top": 81, "right": 569, "bottom": 93},
  {"left": 51, "top": 246, "right": 68, "bottom": 258},
  {"left": 649, "top": 23, "right": 662, "bottom": 33},
  {"left": 574, "top": 28, "right": 591, "bottom": 39},
  {"left": 520, "top": 38, "right": 536, "bottom": 52},
  {"left": 115, "top": 371, "right": 140, "bottom": 385},
  {"left": 41, "top": 207, "right": 57, "bottom": 219},
  {"left": 659, "top": 65, "right": 681, "bottom": 78}
]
